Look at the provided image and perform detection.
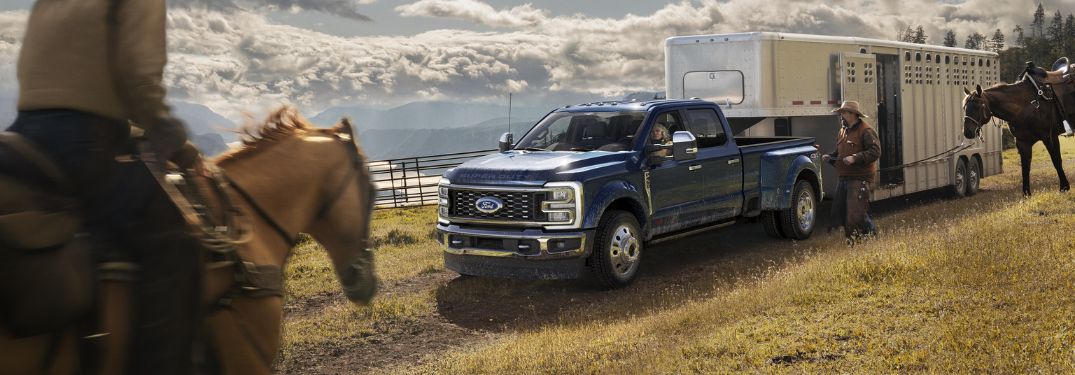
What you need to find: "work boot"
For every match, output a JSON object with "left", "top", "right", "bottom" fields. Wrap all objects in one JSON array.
[{"left": 1063, "top": 120, "right": 1074, "bottom": 137}]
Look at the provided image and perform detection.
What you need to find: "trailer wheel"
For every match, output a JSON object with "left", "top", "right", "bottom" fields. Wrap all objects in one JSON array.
[
  {"left": 966, "top": 157, "right": 981, "bottom": 196},
  {"left": 589, "top": 210, "right": 642, "bottom": 288},
  {"left": 778, "top": 180, "right": 817, "bottom": 240},
  {"left": 760, "top": 211, "right": 785, "bottom": 238},
  {"left": 951, "top": 159, "right": 968, "bottom": 198}
]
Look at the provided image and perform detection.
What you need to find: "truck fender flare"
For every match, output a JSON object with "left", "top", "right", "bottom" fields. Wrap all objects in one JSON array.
[
  {"left": 761, "top": 155, "right": 819, "bottom": 211},
  {"left": 582, "top": 180, "right": 647, "bottom": 230}
]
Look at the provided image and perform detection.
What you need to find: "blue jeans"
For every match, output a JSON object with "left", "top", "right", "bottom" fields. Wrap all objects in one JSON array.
[{"left": 7, "top": 109, "right": 199, "bottom": 374}]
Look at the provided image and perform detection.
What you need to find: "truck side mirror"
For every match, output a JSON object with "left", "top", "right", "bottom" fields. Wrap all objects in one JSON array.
[
  {"left": 671, "top": 131, "right": 698, "bottom": 161},
  {"left": 498, "top": 132, "right": 514, "bottom": 152}
]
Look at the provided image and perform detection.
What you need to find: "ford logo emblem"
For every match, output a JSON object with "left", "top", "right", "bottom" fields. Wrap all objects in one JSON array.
[{"left": 475, "top": 197, "right": 503, "bottom": 214}]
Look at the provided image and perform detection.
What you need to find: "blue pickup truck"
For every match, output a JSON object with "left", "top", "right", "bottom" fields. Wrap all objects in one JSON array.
[{"left": 436, "top": 99, "right": 823, "bottom": 287}]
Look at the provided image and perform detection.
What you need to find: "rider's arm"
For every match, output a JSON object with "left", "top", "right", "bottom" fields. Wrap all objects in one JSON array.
[{"left": 113, "top": 0, "right": 172, "bottom": 129}]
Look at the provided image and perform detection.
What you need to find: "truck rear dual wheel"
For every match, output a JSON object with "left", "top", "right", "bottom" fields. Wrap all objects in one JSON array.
[
  {"left": 761, "top": 211, "right": 785, "bottom": 238},
  {"left": 777, "top": 180, "right": 817, "bottom": 240},
  {"left": 589, "top": 210, "right": 642, "bottom": 288}
]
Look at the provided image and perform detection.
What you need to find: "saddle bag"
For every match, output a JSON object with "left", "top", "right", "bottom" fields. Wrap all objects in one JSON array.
[{"left": 0, "top": 132, "right": 94, "bottom": 337}]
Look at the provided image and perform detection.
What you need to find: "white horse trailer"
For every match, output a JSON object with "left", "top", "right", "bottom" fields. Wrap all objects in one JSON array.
[{"left": 665, "top": 32, "right": 1003, "bottom": 200}]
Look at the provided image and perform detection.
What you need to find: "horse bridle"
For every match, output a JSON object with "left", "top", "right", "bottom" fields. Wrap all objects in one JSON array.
[
  {"left": 223, "top": 133, "right": 364, "bottom": 248},
  {"left": 963, "top": 95, "right": 993, "bottom": 140}
]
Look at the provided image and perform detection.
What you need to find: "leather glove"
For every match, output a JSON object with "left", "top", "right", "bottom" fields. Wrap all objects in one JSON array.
[{"left": 146, "top": 116, "right": 190, "bottom": 163}]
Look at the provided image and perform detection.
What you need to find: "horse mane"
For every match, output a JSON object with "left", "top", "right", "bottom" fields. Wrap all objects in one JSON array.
[{"left": 215, "top": 106, "right": 316, "bottom": 163}]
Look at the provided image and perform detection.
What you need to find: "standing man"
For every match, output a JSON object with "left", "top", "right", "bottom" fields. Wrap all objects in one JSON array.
[
  {"left": 9, "top": 0, "right": 199, "bottom": 372},
  {"left": 823, "top": 101, "right": 881, "bottom": 242}
]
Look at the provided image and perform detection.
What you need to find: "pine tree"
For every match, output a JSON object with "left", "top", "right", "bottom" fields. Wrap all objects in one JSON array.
[
  {"left": 965, "top": 32, "right": 986, "bottom": 50},
  {"left": 1049, "top": 11, "right": 1064, "bottom": 56},
  {"left": 990, "top": 29, "right": 1006, "bottom": 52},
  {"left": 913, "top": 25, "right": 927, "bottom": 44},
  {"left": 897, "top": 25, "right": 916, "bottom": 43},
  {"left": 1013, "top": 25, "right": 1025, "bottom": 47},
  {"left": 1033, "top": 3, "right": 1046, "bottom": 38},
  {"left": 943, "top": 30, "right": 958, "bottom": 47}
]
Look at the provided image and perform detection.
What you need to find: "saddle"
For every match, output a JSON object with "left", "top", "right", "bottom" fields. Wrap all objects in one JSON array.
[
  {"left": 1025, "top": 59, "right": 1075, "bottom": 120},
  {"left": 0, "top": 132, "right": 94, "bottom": 337},
  {"left": 1027, "top": 57, "right": 1074, "bottom": 84}
]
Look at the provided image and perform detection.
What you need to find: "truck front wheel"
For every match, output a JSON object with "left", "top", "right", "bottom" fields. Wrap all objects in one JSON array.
[
  {"left": 589, "top": 210, "right": 642, "bottom": 288},
  {"left": 778, "top": 179, "right": 817, "bottom": 240}
]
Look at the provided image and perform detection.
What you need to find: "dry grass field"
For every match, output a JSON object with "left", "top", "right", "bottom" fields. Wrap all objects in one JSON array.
[{"left": 275, "top": 137, "right": 1075, "bottom": 374}]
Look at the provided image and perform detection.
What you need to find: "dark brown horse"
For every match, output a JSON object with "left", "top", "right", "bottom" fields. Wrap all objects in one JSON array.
[{"left": 963, "top": 82, "right": 1069, "bottom": 196}]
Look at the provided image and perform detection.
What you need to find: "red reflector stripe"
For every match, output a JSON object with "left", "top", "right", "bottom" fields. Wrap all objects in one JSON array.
[
  {"left": 828, "top": 100, "right": 839, "bottom": 105},
  {"left": 810, "top": 100, "right": 822, "bottom": 105},
  {"left": 792, "top": 100, "right": 804, "bottom": 105}
]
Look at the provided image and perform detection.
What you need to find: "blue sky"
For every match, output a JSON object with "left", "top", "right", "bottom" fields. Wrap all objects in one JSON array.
[{"left": 1, "top": 0, "right": 1070, "bottom": 118}]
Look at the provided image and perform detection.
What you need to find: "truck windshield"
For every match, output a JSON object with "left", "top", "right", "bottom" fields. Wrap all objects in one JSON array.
[{"left": 514, "top": 111, "right": 646, "bottom": 152}]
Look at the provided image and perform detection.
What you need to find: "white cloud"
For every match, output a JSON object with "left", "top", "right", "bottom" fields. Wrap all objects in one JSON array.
[
  {"left": 396, "top": 0, "right": 546, "bottom": 28},
  {"left": 1, "top": 0, "right": 1070, "bottom": 120},
  {"left": 170, "top": 0, "right": 373, "bottom": 20}
]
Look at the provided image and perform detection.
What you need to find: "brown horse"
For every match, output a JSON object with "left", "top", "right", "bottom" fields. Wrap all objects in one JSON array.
[
  {"left": 963, "top": 82, "right": 1070, "bottom": 196},
  {"left": 0, "top": 107, "right": 378, "bottom": 374}
]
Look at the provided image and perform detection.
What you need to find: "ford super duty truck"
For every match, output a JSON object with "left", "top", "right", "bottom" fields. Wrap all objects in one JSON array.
[{"left": 436, "top": 99, "right": 823, "bottom": 288}]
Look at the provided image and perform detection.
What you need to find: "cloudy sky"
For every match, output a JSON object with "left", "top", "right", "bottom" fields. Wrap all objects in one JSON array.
[{"left": 1, "top": 0, "right": 1072, "bottom": 119}]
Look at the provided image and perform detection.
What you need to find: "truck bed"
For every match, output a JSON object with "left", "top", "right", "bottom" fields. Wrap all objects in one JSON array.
[{"left": 735, "top": 136, "right": 815, "bottom": 150}]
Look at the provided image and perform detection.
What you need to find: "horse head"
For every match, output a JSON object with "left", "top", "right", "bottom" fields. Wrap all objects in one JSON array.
[
  {"left": 214, "top": 107, "right": 378, "bottom": 307},
  {"left": 962, "top": 84, "right": 991, "bottom": 139}
]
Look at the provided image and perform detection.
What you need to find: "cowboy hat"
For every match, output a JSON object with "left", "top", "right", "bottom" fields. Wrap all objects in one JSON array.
[{"left": 831, "top": 100, "right": 869, "bottom": 118}]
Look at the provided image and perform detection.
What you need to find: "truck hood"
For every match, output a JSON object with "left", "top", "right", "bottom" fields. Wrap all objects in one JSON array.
[{"left": 445, "top": 151, "right": 630, "bottom": 186}]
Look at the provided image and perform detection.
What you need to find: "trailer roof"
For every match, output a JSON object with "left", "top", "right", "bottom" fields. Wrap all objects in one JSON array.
[
  {"left": 666, "top": 32, "right": 998, "bottom": 57},
  {"left": 556, "top": 99, "right": 709, "bottom": 113}
]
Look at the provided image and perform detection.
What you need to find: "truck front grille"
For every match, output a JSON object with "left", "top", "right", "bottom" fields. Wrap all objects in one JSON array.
[{"left": 449, "top": 189, "right": 544, "bottom": 222}]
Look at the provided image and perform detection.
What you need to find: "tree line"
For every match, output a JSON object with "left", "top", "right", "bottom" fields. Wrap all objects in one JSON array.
[{"left": 897, "top": 3, "right": 1075, "bottom": 82}]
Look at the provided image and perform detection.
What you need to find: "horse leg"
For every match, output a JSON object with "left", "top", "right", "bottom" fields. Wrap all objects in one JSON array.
[
  {"left": 1017, "top": 140, "right": 1034, "bottom": 197},
  {"left": 1045, "top": 136, "right": 1070, "bottom": 191}
]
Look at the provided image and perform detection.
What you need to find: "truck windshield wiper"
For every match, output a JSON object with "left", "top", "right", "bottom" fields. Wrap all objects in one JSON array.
[
  {"left": 520, "top": 147, "right": 547, "bottom": 151},
  {"left": 570, "top": 147, "right": 594, "bottom": 151}
]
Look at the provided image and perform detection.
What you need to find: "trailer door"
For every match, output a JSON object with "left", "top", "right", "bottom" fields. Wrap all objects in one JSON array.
[
  {"left": 874, "top": 54, "right": 904, "bottom": 186},
  {"left": 838, "top": 53, "right": 878, "bottom": 119}
]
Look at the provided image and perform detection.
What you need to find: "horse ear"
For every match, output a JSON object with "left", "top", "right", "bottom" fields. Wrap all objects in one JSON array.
[
  {"left": 975, "top": 84, "right": 983, "bottom": 95},
  {"left": 963, "top": 87, "right": 972, "bottom": 95},
  {"left": 333, "top": 117, "right": 355, "bottom": 141}
]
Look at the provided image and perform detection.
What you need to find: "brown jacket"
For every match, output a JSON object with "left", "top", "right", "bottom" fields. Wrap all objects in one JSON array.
[
  {"left": 827, "top": 119, "right": 881, "bottom": 182},
  {"left": 17, "top": 0, "right": 171, "bottom": 129}
]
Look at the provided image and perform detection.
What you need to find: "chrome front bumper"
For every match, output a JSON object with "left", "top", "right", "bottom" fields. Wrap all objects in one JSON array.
[{"left": 437, "top": 224, "right": 595, "bottom": 280}]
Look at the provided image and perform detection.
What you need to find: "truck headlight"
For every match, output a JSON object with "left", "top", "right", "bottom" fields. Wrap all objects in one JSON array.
[
  {"left": 547, "top": 211, "right": 571, "bottom": 222},
  {"left": 549, "top": 187, "right": 572, "bottom": 202},
  {"left": 438, "top": 179, "right": 450, "bottom": 221},
  {"left": 542, "top": 182, "right": 582, "bottom": 228}
]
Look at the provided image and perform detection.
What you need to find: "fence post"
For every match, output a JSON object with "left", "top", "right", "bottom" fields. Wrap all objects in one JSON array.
[{"left": 389, "top": 161, "right": 399, "bottom": 208}]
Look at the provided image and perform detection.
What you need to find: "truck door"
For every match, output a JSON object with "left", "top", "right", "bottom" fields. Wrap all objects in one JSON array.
[
  {"left": 646, "top": 110, "right": 708, "bottom": 234},
  {"left": 684, "top": 107, "right": 742, "bottom": 221}
]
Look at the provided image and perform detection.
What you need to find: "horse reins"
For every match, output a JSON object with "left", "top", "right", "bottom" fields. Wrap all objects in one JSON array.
[{"left": 221, "top": 133, "right": 364, "bottom": 249}]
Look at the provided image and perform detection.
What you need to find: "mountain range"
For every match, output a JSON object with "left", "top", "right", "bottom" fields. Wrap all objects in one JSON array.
[{"left": 7, "top": 97, "right": 694, "bottom": 160}]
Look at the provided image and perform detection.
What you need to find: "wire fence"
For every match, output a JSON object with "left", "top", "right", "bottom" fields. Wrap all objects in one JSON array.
[{"left": 369, "top": 149, "right": 496, "bottom": 209}]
